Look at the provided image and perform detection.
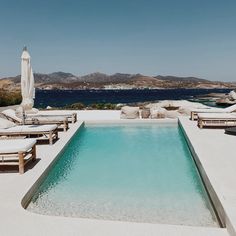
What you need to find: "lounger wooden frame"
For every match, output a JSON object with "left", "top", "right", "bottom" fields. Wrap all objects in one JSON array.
[
  {"left": 0, "top": 129, "right": 58, "bottom": 145},
  {"left": 71, "top": 113, "right": 77, "bottom": 123},
  {"left": 37, "top": 112, "right": 77, "bottom": 123},
  {"left": 198, "top": 117, "right": 236, "bottom": 129},
  {"left": 27, "top": 118, "right": 69, "bottom": 132},
  {"left": 190, "top": 111, "right": 199, "bottom": 121},
  {"left": 0, "top": 144, "right": 36, "bottom": 174},
  {"left": 191, "top": 106, "right": 236, "bottom": 121},
  {"left": 191, "top": 111, "right": 215, "bottom": 121},
  {"left": 32, "top": 113, "right": 77, "bottom": 124}
]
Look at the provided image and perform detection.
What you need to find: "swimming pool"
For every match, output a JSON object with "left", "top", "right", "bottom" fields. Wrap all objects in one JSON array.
[{"left": 27, "top": 123, "right": 218, "bottom": 227}]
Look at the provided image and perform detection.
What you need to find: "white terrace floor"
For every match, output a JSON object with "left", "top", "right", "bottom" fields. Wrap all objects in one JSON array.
[{"left": 0, "top": 110, "right": 235, "bottom": 236}]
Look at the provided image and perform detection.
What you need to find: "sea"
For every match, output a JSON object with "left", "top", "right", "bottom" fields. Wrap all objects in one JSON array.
[{"left": 34, "top": 88, "right": 231, "bottom": 108}]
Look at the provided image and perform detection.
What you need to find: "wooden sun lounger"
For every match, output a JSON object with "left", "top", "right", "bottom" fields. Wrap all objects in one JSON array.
[
  {"left": 190, "top": 109, "right": 219, "bottom": 120},
  {"left": 0, "top": 139, "right": 36, "bottom": 174},
  {"left": 198, "top": 113, "right": 236, "bottom": 129},
  {"left": 191, "top": 104, "right": 236, "bottom": 121},
  {"left": 0, "top": 125, "right": 58, "bottom": 145},
  {"left": 33, "top": 111, "right": 77, "bottom": 123},
  {"left": 25, "top": 117, "right": 69, "bottom": 132},
  {"left": 1, "top": 109, "right": 69, "bottom": 132}
]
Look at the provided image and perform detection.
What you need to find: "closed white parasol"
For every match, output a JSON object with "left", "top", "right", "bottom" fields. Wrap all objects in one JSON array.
[{"left": 20, "top": 46, "right": 35, "bottom": 111}]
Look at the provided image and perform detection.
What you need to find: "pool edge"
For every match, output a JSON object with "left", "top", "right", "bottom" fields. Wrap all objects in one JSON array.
[
  {"left": 178, "top": 119, "right": 226, "bottom": 228},
  {"left": 21, "top": 122, "right": 85, "bottom": 209}
]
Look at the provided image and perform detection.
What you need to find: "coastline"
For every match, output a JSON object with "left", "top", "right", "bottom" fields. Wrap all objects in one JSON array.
[{"left": 33, "top": 88, "right": 231, "bottom": 108}]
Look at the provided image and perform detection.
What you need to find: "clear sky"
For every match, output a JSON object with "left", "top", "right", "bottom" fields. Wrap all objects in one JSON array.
[{"left": 0, "top": 0, "right": 236, "bottom": 81}]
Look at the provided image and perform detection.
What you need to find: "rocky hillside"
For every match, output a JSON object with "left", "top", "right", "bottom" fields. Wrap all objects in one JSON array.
[
  {"left": 154, "top": 75, "right": 210, "bottom": 83},
  {"left": 0, "top": 72, "right": 235, "bottom": 90}
]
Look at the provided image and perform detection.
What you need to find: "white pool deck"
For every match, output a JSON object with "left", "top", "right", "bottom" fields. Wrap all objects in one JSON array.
[{"left": 0, "top": 110, "right": 235, "bottom": 235}]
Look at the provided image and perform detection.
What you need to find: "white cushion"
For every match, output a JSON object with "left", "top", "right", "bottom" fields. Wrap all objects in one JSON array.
[
  {"left": 0, "top": 124, "right": 57, "bottom": 133},
  {"left": 2, "top": 109, "right": 22, "bottom": 123},
  {"left": 198, "top": 113, "right": 236, "bottom": 119},
  {"left": 150, "top": 107, "right": 166, "bottom": 119},
  {"left": 37, "top": 110, "right": 75, "bottom": 116},
  {"left": 0, "top": 138, "right": 36, "bottom": 153},
  {"left": 120, "top": 106, "right": 140, "bottom": 119},
  {"left": 0, "top": 117, "right": 16, "bottom": 129}
]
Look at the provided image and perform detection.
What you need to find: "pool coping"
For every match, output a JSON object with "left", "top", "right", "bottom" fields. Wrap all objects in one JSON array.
[
  {"left": 179, "top": 120, "right": 225, "bottom": 227},
  {"left": 0, "top": 115, "right": 230, "bottom": 236},
  {"left": 179, "top": 117, "right": 236, "bottom": 236},
  {"left": 21, "top": 121, "right": 85, "bottom": 209}
]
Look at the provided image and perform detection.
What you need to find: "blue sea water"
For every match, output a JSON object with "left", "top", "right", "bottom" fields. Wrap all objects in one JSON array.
[
  {"left": 34, "top": 88, "right": 230, "bottom": 108},
  {"left": 27, "top": 124, "right": 218, "bottom": 227}
]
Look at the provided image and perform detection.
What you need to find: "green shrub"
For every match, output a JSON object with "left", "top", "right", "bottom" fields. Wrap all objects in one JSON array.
[
  {"left": 43, "top": 102, "right": 122, "bottom": 110},
  {"left": 63, "top": 102, "right": 85, "bottom": 110},
  {"left": 89, "top": 103, "right": 118, "bottom": 110},
  {"left": 0, "top": 91, "right": 22, "bottom": 106}
]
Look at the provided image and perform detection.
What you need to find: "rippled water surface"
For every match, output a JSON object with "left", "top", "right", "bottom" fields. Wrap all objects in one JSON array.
[{"left": 27, "top": 124, "right": 218, "bottom": 227}]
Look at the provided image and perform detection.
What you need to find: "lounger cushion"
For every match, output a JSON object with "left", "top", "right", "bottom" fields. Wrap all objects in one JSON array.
[
  {"left": 141, "top": 108, "right": 150, "bottom": 118},
  {"left": 192, "top": 104, "right": 236, "bottom": 113},
  {"left": 150, "top": 108, "right": 166, "bottom": 119},
  {"left": 0, "top": 117, "right": 16, "bottom": 129},
  {"left": 198, "top": 113, "right": 236, "bottom": 119},
  {"left": 36, "top": 110, "right": 76, "bottom": 117},
  {"left": 0, "top": 124, "right": 57, "bottom": 133},
  {"left": 0, "top": 138, "right": 36, "bottom": 153},
  {"left": 3, "top": 109, "right": 67, "bottom": 123},
  {"left": 192, "top": 108, "right": 225, "bottom": 113},
  {"left": 2, "top": 109, "right": 22, "bottom": 123},
  {"left": 120, "top": 106, "right": 140, "bottom": 119},
  {"left": 28, "top": 116, "right": 67, "bottom": 122}
]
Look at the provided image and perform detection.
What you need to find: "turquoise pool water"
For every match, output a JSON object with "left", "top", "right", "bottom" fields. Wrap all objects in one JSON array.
[{"left": 27, "top": 124, "right": 218, "bottom": 227}]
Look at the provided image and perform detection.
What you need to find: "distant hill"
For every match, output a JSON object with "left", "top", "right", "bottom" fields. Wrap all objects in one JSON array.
[
  {"left": 0, "top": 72, "right": 234, "bottom": 90},
  {"left": 9, "top": 72, "right": 77, "bottom": 84},
  {"left": 154, "top": 75, "right": 210, "bottom": 83}
]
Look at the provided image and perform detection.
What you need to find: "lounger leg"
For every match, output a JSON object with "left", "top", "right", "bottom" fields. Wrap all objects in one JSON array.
[
  {"left": 32, "top": 145, "right": 36, "bottom": 161},
  {"left": 63, "top": 120, "right": 68, "bottom": 132},
  {"left": 190, "top": 112, "right": 194, "bottom": 121},
  {"left": 18, "top": 152, "right": 24, "bottom": 174},
  {"left": 56, "top": 130, "right": 59, "bottom": 140},
  {"left": 63, "top": 121, "right": 66, "bottom": 132},
  {"left": 49, "top": 131, "right": 53, "bottom": 145},
  {"left": 73, "top": 113, "right": 77, "bottom": 123},
  {"left": 199, "top": 119, "right": 203, "bottom": 129}
]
